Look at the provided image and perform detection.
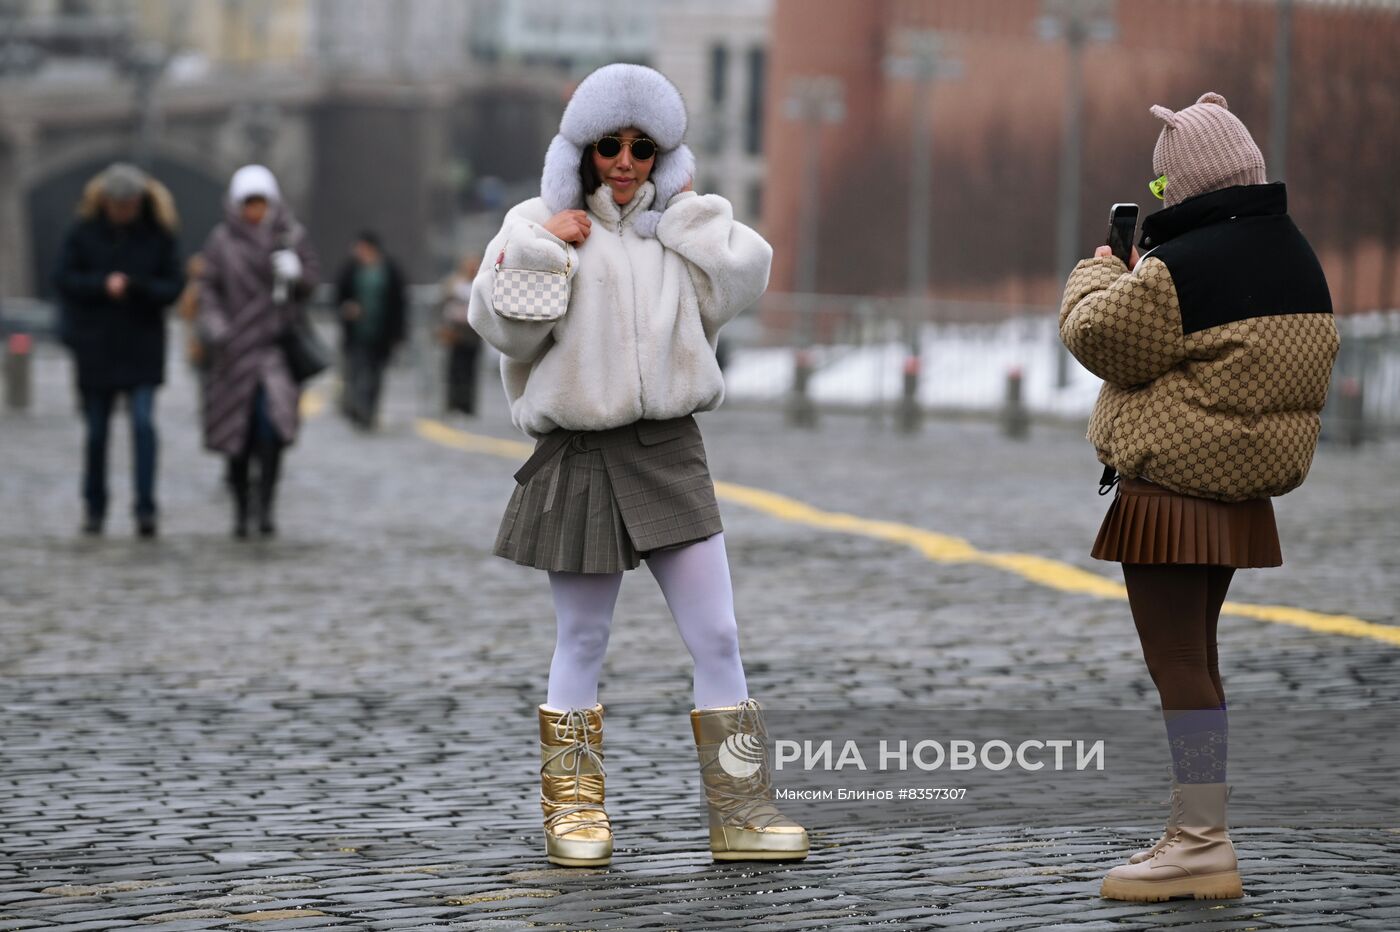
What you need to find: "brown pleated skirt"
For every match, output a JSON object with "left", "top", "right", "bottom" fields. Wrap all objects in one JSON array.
[
  {"left": 493, "top": 415, "right": 724, "bottom": 574},
  {"left": 1091, "top": 476, "right": 1282, "bottom": 567}
]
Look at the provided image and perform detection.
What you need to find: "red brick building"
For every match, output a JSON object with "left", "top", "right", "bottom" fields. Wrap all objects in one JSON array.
[{"left": 762, "top": 0, "right": 1400, "bottom": 312}]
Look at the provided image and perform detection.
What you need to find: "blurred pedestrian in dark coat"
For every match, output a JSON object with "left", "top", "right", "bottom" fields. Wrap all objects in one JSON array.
[
  {"left": 53, "top": 162, "right": 184, "bottom": 537},
  {"left": 335, "top": 231, "right": 407, "bottom": 429}
]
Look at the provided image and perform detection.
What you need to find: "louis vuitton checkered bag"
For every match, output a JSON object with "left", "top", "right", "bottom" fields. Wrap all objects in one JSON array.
[{"left": 491, "top": 243, "right": 576, "bottom": 321}]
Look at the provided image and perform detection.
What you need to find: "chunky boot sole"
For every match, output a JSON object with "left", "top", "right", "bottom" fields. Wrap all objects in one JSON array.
[
  {"left": 712, "top": 849, "right": 809, "bottom": 862},
  {"left": 545, "top": 836, "right": 612, "bottom": 867},
  {"left": 546, "top": 853, "right": 612, "bottom": 867},
  {"left": 1100, "top": 868, "right": 1242, "bottom": 902},
  {"left": 710, "top": 826, "right": 809, "bottom": 862}
]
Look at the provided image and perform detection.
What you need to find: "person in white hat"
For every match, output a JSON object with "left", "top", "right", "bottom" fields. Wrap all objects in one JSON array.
[
  {"left": 198, "top": 165, "right": 320, "bottom": 538},
  {"left": 468, "top": 63, "right": 807, "bottom": 868}
]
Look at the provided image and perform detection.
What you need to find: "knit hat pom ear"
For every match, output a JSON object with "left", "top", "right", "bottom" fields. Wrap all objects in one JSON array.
[
  {"left": 1150, "top": 104, "right": 1177, "bottom": 126},
  {"left": 1196, "top": 91, "right": 1229, "bottom": 109}
]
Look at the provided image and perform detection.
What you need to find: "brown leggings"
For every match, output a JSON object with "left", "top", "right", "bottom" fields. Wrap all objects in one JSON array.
[{"left": 1122, "top": 564, "right": 1235, "bottom": 711}]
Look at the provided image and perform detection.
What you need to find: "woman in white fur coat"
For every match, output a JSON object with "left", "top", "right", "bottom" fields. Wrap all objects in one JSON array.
[{"left": 468, "top": 64, "right": 807, "bottom": 868}]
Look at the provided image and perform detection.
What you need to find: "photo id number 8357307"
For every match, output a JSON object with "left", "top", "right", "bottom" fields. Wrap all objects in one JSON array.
[{"left": 901, "top": 788, "right": 967, "bottom": 801}]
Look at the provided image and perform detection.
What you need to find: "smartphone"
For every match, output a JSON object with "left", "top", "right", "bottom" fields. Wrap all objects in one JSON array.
[{"left": 1107, "top": 203, "right": 1139, "bottom": 265}]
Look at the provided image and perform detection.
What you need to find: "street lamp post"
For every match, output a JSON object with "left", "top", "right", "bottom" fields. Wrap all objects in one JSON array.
[
  {"left": 127, "top": 41, "right": 167, "bottom": 170},
  {"left": 123, "top": 2, "right": 193, "bottom": 170},
  {"left": 884, "top": 30, "right": 962, "bottom": 434},
  {"left": 1270, "top": 0, "right": 1293, "bottom": 182},
  {"left": 783, "top": 75, "right": 844, "bottom": 429},
  {"left": 1039, "top": 0, "right": 1116, "bottom": 389}
]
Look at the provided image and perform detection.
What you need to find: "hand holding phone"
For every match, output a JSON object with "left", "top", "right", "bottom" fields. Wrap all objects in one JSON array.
[{"left": 1107, "top": 203, "right": 1140, "bottom": 265}]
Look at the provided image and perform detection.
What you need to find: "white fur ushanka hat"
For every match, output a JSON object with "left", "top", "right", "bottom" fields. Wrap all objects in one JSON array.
[{"left": 541, "top": 63, "right": 696, "bottom": 238}]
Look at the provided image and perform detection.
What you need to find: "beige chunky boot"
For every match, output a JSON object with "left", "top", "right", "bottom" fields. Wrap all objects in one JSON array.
[
  {"left": 1101, "top": 783, "right": 1242, "bottom": 901},
  {"left": 538, "top": 703, "right": 612, "bottom": 867},
  {"left": 691, "top": 699, "right": 809, "bottom": 861}
]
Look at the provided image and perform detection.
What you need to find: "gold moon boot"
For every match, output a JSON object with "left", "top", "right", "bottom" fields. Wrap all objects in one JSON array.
[
  {"left": 538, "top": 703, "right": 612, "bottom": 867},
  {"left": 690, "top": 699, "right": 809, "bottom": 861}
]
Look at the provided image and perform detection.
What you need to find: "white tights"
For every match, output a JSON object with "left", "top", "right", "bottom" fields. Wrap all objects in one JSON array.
[{"left": 545, "top": 532, "right": 749, "bottom": 710}]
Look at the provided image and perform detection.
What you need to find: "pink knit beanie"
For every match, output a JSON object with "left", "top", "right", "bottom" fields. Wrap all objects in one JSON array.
[{"left": 1150, "top": 92, "right": 1267, "bottom": 208}]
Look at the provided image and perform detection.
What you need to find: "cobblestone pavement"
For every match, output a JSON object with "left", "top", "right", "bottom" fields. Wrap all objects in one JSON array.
[{"left": 2, "top": 343, "right": 1397, "bottom": 931}]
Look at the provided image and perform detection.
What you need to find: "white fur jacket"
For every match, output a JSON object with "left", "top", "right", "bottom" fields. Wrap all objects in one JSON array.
[{"left": 467, "top": 180, "right": 772, "bottom": 438}]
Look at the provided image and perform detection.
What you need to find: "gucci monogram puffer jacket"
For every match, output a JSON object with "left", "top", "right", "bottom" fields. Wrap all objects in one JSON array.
[{"left": 1059, "top": 183, "right": 1338, "bottom": 502}]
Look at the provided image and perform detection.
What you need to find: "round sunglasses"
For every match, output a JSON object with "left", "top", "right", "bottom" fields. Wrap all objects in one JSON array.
[{"left": 594, "top": 135, "right": 657, "bottom": 161}]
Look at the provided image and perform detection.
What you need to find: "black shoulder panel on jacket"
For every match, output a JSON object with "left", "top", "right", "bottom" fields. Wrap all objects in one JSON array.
[{"left": 1149, "top": 216, "right": 1332, "bottom": 335}]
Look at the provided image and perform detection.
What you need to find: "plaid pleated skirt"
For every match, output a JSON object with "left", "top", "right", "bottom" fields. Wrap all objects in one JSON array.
[
  {"left": 1091, "top": 476, "right": 1282, "bottom": 567},
  {"left": 493, "top": 415, "right": 724, "bottom": 574}
]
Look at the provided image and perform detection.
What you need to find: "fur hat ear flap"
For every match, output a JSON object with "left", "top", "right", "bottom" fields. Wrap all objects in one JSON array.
[
  {"left": 541, "top": 134, "right": 584, "bottom": 214},
  {"left": 1196, "top": 91, "right": 1229, "bottom": 109},
  {"left": 633, "top": 210, "right": 663, "bottom": 238},
  {"left": 1150, "top": 104, "right": 1178, "bottom": 127},
  {"left": 650, "top": 143, "right": 695, "bottom": 208},
  {"left": 633, "top": 143, "right": 695, "bottom": 239}
]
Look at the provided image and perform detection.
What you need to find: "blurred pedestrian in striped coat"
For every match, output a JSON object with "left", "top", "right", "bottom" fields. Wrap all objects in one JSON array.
[{"left": 197, "top": 165, "right": 320, "bottom": 538}]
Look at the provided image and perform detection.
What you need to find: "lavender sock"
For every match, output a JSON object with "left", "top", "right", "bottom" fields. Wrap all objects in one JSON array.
[{"left": 1164, "top": 706, "right": 1228, "bottom": 784}]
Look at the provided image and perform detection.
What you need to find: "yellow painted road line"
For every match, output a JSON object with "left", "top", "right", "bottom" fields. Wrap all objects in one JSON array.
[
  {"left": 415, "top": 418, "right": 1400, "bottom": 649},
  {"left": 300, "top": 388, "right": 326, "bottom": 419},
  {"left": 417, "top": 417, "right": 532, "bottom": 459},
  {"left": 300, "top": 375, "right": 340, "bottom": 419}
]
